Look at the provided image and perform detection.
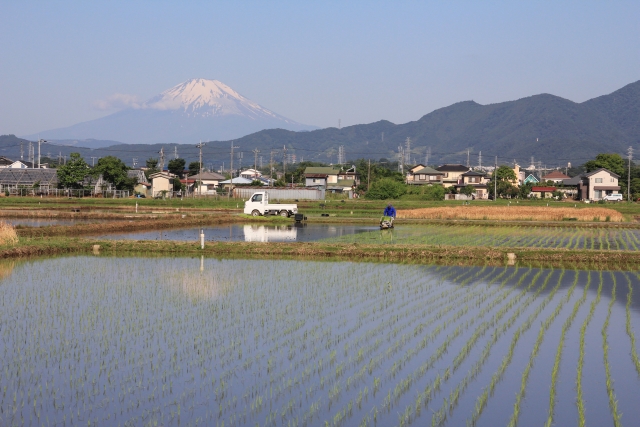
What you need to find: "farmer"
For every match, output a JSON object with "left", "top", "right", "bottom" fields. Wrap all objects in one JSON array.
[
  {"left": 383, "top": 203, "right": 396, "bottom": 219},
  {"left": 381, "top": 203, "right": 396, "bottom": 227}
]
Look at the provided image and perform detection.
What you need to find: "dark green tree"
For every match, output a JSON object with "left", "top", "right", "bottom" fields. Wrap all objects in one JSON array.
[
  {"left": 168, "top": 158, "right": 186, "bottom": 177},
  {"left": 423, "top": 184, "right": 445, "bottom": 201},
  {"left": 95, "top": 156, "right": 136, "bottom": 191},
  {"left": 584, "top": 153, "right": 625, "bottom": 177},
  {"left": 365, "top": 177, "right": 407, "bottom": 200},
  {"left": 188, "top": 161, "right": 201, "bottom": 176},
  {"left": 489, "top": 165, "right": 518, "bottom": 198},
  {"left": 462, "top": 185, "right": 475, "bottom": 197},
  {"left": 56, "top": 152, "right": 90, "bottom": 189}
]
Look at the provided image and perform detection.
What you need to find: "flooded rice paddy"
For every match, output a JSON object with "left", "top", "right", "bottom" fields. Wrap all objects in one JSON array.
[
  {"left": 326, "top": 224, "right": 640, "bottom": 250},
  {"left": 5, "top": 218, "right": 106, "bottom": 227},
  {"left": 94, "top": 223, "right": 640, "bottom": 251},
  {"left": 96, "top": 223, "right": 379, "bottom": 242},
  {"left": 1, "top": 257, "right": 639, "bottom": 427}
]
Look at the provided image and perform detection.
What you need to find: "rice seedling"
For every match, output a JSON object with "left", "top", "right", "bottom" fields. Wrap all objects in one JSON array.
[{"left": 602, "top": 274, "right": 623, "bottom": 427}]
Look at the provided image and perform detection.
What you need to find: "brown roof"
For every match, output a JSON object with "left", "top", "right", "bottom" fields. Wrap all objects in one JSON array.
[
  {"left": 532, "top": 186, "right": 556, "bottom": 192},
  {"left": 593, "top": 186, "right": 620, "bottom": 191},
  {"left": 542, "top": 170, "right": 570, "bottom": 180}
]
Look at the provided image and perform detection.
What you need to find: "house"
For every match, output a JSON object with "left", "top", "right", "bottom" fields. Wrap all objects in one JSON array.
[
  {"left": 531, "top": 186, "right": 557, "bottom": 198},
  {"left": 304, "top": 167, "right": 340, "bottom": 187},
  {"left": 409, "top": 166, "right": 444, "bottom": 185},
  {"left": 0, "top": 157, "right": 13, "bottom": 168},
  {"left": 564, "top": 168, "right": 620, "bottom": 201},
  {"left": 455, "top": 171, "right": 489, "bottom": 199},
  {"left": 523, "top": 173, "right": 541, "bottom": 185},
  {"left": 239, "top": 169, "right": 262, "bottom": 180},
  {"left": 219, "top": 176, "right": 254, "bottom": 190},
  {"left": 188, "top": 171, "right": 226, "bottom": 194},
  {"left": 405, "top": 164, "right": 425, "bottom": 183},
  {"left": 541, "top": 170, "right": 570, "bottom": 184},
  {"left": 436, "top": 164, "right": 470, "bottom": 188},
  {"left": 149, "top": 171, "right": 175, "bottom": 198},
  {"left": 134, "top": 182, "right": 151, "bottom": 197}
]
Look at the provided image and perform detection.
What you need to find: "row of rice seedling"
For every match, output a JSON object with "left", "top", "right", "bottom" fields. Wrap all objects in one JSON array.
[
  {"left": 627, "top": 273, "right": 640, "bottom": 376},
  {"left": 1, "top": 258, "right": 639, "bottom": 426},
  {"left": 602, "top": 275, "right": 623, "bottom": 427},
  {"left": 543, "top": 272, "right": 591, "bottom": 427},
  {"left": 326, "top": 224, "right": 640, "bottom": 251}
]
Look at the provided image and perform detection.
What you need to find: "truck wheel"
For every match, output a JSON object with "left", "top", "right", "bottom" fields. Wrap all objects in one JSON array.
[
  {"left": 251, "top": 210, "right": 260, "bottom": 217},
  {"left": 279, "top": 210, "right": 289, "bottom": 218}
]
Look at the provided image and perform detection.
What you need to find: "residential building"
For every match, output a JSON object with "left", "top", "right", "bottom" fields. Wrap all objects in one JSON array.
[
  {"left": 409, "top": 166, "right": 444, "bottom": 185},
  {"left": 219, "top": 177, "right": 254, "bottom": 190},
  {"left": 240, "top": 169, "right": 262, "bottom": 180},
  {"left": 455, "top": 170, "right": 489, "bottom": 199},
  {"left": 523, "top": 173, "right": 541, "bottom": 185},
  {"left": 541, "top": 170, "right": 570, "bottom": 184},
  {"left": 188, "top": 171, "right": 226, "bottom": 194},
  {"left": 149, "top": 172, "right": 175, "bottom": 198},
  {"left": 566, "top": 168, "right": 620, "bottom": 201},
  {"left": 530, "top": 186, "right": 557, "bottom": 198},
  {"left": 304, "top": 167, "right": 340, "bottom": 187},
  {"left": 405, "top": 164, "right": 425, "bottom": 183},
  {"left": 436, "top": 164, "right": 470, "bottom": 188}
]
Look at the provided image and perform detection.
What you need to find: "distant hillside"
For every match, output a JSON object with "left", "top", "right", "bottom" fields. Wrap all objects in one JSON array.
[{"left": 5, "top": 79, "right": 640, "bottom": 168}]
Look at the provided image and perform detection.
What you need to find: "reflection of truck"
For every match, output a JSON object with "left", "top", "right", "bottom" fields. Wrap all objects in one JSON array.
[
  {"left": 243, "top": 225, "right": 298, "bottom": 242},
  {"left": 243, "top": 192, "right": 298, "bottom": 217}
]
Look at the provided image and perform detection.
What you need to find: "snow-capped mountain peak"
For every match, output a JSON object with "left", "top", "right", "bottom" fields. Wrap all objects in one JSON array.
[{"left": 145, "top": 78, "right": 282, "bottom": 120}]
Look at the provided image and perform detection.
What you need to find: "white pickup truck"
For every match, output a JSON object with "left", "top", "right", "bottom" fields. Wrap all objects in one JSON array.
[{"left": 243, "top": 191, "right": 298, "bottom": 217}]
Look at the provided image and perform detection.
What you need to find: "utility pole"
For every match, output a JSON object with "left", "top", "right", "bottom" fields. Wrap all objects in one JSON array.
[
  {"left": 494, "top": 156, "right": 498, "bottom": 201},
  {"left": 252, "top": 148, "right": 260, "bottom": 173},
  {"left": 196, "top": 141, "right": 205, "bottom": 196},
  {"left": 158, "top": 147, "right": 165, "bottom": 171},
  {"left": 368, "top": 159, "right": 371, "bottom": 191},
  {"left": 270, "top": 150, "right": 275, "bottom": 180},
  {"left": 20, "top": 142, "right": 23, "bottom": 160},
  {"left": 90, "top": 157, "right": 97, "bottom": 167},
  {"left": 229, "top": 141, "right": 239, "bottom": 198},
  {"left": 283, "top": 145, "right": 287, "bottom": 174},
  {"left": 466, "top": 149, "right": 470, "bottom": 168},
  {"left": 628, "top": 146, "right": 633, "bottom": 202},
  {"left": 478, "top": 151, "right": 482, "bottom": 169},
  {"left": 174, "top": 146, "right": 178, "bottom": 159},
  {"left": 38, "top": 139, "right": 45, "bottom": 168}
]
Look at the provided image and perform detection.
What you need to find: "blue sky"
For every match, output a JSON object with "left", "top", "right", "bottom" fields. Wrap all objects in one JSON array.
[{"left": 1, "top": 1, "right": 639, "bottom": 136}]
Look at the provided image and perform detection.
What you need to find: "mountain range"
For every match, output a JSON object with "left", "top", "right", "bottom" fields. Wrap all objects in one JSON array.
[
  {"left": 7, "top": 78, "right": 640, "bottom": 167},
  {"left": 27, "top": 79, "right": 316, "bottom": 144}
]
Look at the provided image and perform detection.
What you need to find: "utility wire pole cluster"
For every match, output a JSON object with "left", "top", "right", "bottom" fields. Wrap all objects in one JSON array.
[{"left": 628, "top": 146, "right": 633, "bottom": 202}]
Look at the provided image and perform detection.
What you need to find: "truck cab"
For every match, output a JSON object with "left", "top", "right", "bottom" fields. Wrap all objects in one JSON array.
[{"left": 243, "top": 191, "right": 298, "bottom": 217}]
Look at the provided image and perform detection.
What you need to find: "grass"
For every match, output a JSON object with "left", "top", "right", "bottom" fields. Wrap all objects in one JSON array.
[
  {"left": 398, "top": 206, "right": 624, "bottom": 222},
  {"left": 0, "top": 220, "right": 18, "bottom": 245}
]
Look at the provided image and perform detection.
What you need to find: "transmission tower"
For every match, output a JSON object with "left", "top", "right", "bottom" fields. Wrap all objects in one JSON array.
[
  {"left": 158, "top": 147, "right": 165, "bottom": 171},
  {"left": 478, "top": 151, "right": 482, "bottom": 169},
  {"left": 338, "top": 146, "right": 345, "bottom": 165},
  {"left": 404, "top": 138, "right": 411, "bottom": 164}
]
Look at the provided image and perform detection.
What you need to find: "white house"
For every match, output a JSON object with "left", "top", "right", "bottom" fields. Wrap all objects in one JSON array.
[
  {"left": 149, "top": 171, "right": 175, "bottom": 198},
  {"left": 239, "top": 169, "right": 262, "bottom": 180},
  {"left": 188, "top": 171, "right": 226, "bottom": 194}
]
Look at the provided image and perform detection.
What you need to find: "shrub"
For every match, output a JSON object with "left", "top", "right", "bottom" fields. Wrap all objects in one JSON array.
[
  {"left": 365, "top": 178, "right": 407, "bottom": 200},
  {"left": 424, "top": 184, "right": 445, "bottom": 201}
]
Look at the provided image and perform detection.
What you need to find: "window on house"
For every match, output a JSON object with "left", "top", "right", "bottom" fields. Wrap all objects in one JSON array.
[
  {"left": 595, "top": 178, "right": 603, "bottom": 183},
  {"left": 610, "top": 178, "right": 615, "bottom": 182},
  {"left": 419, "top": 174, "right": 426, "bottom": 180},
  {"left": 443, "top": 173, "right": 449, "bottom": 178},
  {"left": 430, "top": 175, "right": 438, "bottom": 180}
]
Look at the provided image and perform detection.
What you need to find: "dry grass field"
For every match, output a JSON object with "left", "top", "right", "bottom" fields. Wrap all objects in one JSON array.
[
  {"left": 0, "top": 221, "right": 18, "bottom": 245},
  {"left": 397, "top": 206, "right": 624, "bottom": 222}
]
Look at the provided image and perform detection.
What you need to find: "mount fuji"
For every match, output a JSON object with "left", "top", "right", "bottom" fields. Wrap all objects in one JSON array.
[{"left": 30, "top": 79, "right": 316, "bottom": 144}]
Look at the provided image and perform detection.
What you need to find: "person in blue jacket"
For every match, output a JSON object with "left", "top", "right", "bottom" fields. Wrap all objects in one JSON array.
[{"left": 383, "top": 203, "right": 396, "bottom": 218}]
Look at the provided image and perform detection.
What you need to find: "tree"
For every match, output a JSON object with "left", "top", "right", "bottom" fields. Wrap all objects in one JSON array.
[
  {"left": 145, "top": 158, "right": 159, "bottom": 179},
  {"left": 168, "top": 158, "right": 186, "bottom": 177},
  {"left": 584, "top": 153, "right": 625, "bottom": 177},
  {"left": 424, "top": 184, "right": 445, "bottom": 201},
  {"left": 250, "top": 179, "right": 263, "bottom": 186},
  {"left": 95, "top": 156, "right": 136, "bottom": 191},
  {"left": 462, "top": 185, "right": 475, "bottom": 197},
  {"left": 57, "top": 152, "right": 90, "bottom": 189},
  {"left": 365, "top": 178, "right": 407, "bottom": 200},
  {"left": 188, "top": 161, "right": 201, "bottom": 176},
  {"left": 489, "top": 165, "right": 518, "bottom": 198}
]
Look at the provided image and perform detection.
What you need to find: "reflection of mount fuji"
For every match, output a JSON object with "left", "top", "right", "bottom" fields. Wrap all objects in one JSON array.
[{"left": 31, "top": 79, "right": 316, "bottom": 144}]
